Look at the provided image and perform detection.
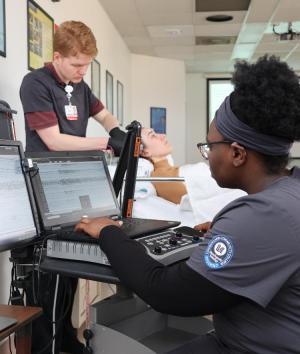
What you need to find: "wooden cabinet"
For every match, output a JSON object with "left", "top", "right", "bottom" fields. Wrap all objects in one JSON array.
[
  {"left": 72, "top": 279, "right": 116, "bottom": 328},
  {"left": 0, "top": 305, "right": 42, "bottom": 354}
]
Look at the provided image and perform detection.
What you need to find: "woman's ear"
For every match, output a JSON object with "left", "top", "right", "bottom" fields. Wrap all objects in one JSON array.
[
  {"left": 231, "top": 142, "right": 247, "bottom": 167},
  {"left": 140, "top": 148, "right": 150, "bottom": 158}
]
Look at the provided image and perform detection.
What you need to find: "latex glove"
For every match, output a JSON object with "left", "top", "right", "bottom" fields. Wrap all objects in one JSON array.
[{"left": 107, "top": 127, "right": 126, "bottom": 156}]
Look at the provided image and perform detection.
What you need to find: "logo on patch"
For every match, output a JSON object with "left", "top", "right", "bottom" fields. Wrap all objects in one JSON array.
[{"left": 204, "top": 235, "right": 233, "bottom": 269}]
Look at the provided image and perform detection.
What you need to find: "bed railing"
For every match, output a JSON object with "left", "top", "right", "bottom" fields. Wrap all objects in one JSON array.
[{"left": 136, "top": 177, "right": 185, "bottom": 182}]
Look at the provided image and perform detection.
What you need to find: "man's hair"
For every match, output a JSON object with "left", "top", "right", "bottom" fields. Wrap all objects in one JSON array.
[
  {"left": 230, "top": 55, "right": 300, "bottom": 173},
  {"left": 53, "top": 21, "right": 98, "bottom": 57}
]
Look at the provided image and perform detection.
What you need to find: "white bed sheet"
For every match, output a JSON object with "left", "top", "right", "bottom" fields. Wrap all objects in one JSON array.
[
  {"left": 110, "top": 158, "right": 245, "bottom": 228},
  {"left": 132, "top": 195, "right": 196, "bottom": 227}
]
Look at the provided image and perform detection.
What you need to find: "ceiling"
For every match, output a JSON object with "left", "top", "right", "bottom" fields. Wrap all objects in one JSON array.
[{"left": 97, "top": 0, "right": 300, "bottom": 73}]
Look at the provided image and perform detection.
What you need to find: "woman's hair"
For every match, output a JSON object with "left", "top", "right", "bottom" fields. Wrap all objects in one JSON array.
[
  {"left": 53, "top": 21, "right": 98, "bottom": 57},
  {"left": 230, "top": 55, "right": 300, "bottom": 172}
]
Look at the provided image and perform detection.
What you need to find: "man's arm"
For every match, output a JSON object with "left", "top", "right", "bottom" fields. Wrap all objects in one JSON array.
[
  {"left": 93, "top": 108, "right": 119, "bottom": 132},
  {"left": 37, "top": 124, "right": 108, "bottom": 151},
  {"left": 93, "top": 108, "right": 126, "bottom": 155}
]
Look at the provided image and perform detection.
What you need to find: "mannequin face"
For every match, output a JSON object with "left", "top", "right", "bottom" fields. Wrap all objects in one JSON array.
[
  {"left": 141, "top": 128, "right": 172, "bottom": 159},
  {"left": 53, "top": 52, "right": 93, "bottom": 83}
]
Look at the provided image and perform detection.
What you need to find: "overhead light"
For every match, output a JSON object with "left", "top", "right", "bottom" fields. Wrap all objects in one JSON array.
[
  {"left": 206, "top": 15, "right": 233, "bottom": 22},
  {"left": 273, "top": 22, "right": 300, "bottom": 41},
  {"left": 165, "top": 28, "right": 183, "bottom": 36}
]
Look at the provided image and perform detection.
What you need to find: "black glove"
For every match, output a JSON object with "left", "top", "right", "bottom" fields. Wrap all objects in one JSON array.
[{"left": 108, "top": 127, "right": 126, "bottom": 156}]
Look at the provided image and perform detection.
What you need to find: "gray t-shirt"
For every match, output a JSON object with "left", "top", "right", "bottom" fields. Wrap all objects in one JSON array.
[
  {"left": 20, "top": 64, "right": 103, "bottom": 152},
  {"left": 187, "top": 167, "right": 300, "bottom": 354}
]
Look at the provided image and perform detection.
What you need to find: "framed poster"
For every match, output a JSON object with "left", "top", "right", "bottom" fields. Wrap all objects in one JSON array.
[
  {"left": 91, "top": 59, "right": 101, "bottom": 99},
  {"left": 0, "top": 0, "right": 5, "bottom": 57},
  {"left": 150, "top": 107, "right": 166, "bottom": 134},
  {"left": 116, "top": 80, "right": 124, "bottom": 126},
  {"left": 27, "top": 0, "right": 54, "bottom": 70},
  {"left": 106, "top": 70, "right": 113, "bottom": 113}
]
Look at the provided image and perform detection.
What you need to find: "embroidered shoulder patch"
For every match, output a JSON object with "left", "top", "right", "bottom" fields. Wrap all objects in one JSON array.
[{"left": 204, "top": 235, "right": 234, "bottom": 269}]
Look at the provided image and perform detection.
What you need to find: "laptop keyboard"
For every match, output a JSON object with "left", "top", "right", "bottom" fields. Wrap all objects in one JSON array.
[
  {"left": 56, "top": 230, "right": 98, "bottom": 243},
  {"left": 121, "top": 217, "right": 147, "bottom": 230},
  {"left": 51, "top": 217, "right": 179, "bottom": 242},
  {"left": 53, "top": 219, "right": 147, "bottom": 242}
]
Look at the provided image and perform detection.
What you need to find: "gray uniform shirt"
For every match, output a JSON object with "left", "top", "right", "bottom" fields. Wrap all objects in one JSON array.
[{"left": 187, "top": 167, "right": 300, "bottom": 354}]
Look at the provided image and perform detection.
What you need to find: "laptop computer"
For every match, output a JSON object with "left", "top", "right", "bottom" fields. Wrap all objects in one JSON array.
[
  {"left": 0, "top": 139, "right": 40, "bottom": 252},
  {"left": 26, "top": 150, "right": 180, "bottom": 241}
]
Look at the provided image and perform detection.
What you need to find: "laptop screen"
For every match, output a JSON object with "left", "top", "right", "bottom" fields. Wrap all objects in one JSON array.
[
  {"left": 28, "top": 152, "right": 120, "bottom": 229},
  {"left": 0, "top": 142, "right": 37, "bottom": 251}
]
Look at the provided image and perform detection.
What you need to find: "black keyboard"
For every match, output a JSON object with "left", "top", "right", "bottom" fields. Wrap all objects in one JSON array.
[
  {"left": 55, "top": 230, "right": 98, "bottom": 243},
  {"left": 120, "top": 217, "right": 146, "bottom": 230}
]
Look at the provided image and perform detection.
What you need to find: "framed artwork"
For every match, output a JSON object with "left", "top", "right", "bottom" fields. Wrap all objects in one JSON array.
[
  {"left": 27, "top": 0, "right": 54, "bottom": 70},
  {"left": 91, "top": 59, "right": 101, "bottom": 100},
  {"left": 116, "top": 80, "right": 124, "bottom": 126},
  {"left": 106, "top": 70, "right": 113, "bottom": 113},
  {"left": 0, "top": 0, "right": 6, "bottom": 57},
  {"left": 150, "top": 107, "right": 166, "bottom": 134}
]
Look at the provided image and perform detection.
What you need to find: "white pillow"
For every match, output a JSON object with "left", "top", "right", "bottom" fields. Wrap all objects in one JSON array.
[
  {"left": 108, "top": 158, "right": 157, "bottom": 199},
  {"left": 136, "top": 158, "right": 154, "bottom": 176}
]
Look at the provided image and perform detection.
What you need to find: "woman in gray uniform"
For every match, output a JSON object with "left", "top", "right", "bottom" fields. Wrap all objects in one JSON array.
[{"left": 76, "top": 55, "right": 300, "bottom": 354}]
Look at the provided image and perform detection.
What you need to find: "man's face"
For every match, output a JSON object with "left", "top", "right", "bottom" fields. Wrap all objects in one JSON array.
[
  {"left": 53, "top": 52, "right": 93, "bottom": 83},
  {"left": 141, "top": 128, "right": 172, "bottom": 159}
]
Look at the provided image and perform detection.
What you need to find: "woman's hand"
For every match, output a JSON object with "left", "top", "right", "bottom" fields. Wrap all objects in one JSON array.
[
  {"left": 194, "top": 221, "right": 211, "bottom": 233},
  {"left": 75, "top": 217, "right": 121, "bottom": 238}
]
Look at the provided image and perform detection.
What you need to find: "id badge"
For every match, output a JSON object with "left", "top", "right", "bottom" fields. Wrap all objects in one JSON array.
[{"left": 65, "top": 105, "right": 78, "bottom": 120}]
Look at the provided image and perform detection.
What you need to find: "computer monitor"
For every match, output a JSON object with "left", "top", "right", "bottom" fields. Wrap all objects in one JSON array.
[{"left": 0, "top": 140, "right": 39, "bottom": 252}]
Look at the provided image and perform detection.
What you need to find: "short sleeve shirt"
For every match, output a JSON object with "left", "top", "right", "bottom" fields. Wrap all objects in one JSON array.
[
  {"left": 187, "top": 167, "right": 300, "bottom": 354},
  {"left": 20, "top": 63, "right": 104, "bottom": 152}
]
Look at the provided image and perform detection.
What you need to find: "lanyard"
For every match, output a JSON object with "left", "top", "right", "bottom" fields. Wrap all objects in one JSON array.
[{"left": 64, "top": 84, "right": 73, "bottom": 105}]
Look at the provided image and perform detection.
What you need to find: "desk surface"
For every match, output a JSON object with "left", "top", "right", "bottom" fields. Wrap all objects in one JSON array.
[
  {"left": 40, "top": 257, "right": 120, "bottom": 284},
  {"left": 0, "top": 305, "right": 42, "bottom": 341}
]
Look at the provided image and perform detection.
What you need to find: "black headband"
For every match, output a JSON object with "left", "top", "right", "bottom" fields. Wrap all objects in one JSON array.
[{"left": 215, "top": 95, "right": 292, "bottom": 156}]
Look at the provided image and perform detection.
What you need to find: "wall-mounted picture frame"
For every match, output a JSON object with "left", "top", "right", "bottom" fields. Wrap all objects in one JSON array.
[
  {"left": 116, "top": 80, "right": 124, "bottom": 126},
  {"left": 0, "top": 0, "right": 6, "bottom": 57},
  {"left": 106, "top": 70, "right": 113, "bottom": 113},
  {"left": 91, "top": 59, "right": 101, "bottom": 100},
  {"left": 150, "top": 107, "right": 166, "bottom": 134},
  {"left": 27, "top": 0, "right": 54, "bottom": 71}
]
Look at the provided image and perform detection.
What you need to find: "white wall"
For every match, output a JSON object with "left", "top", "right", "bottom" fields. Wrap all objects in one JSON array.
[
  {"left": 186, "top": 73, "right": 207, "bottom": 164},
  {"left": 131, "top": 55, "right": 186, "bottom": 165}
]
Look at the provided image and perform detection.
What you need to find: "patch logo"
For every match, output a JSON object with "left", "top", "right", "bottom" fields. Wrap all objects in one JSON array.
[{"left": 204, "top": 235, "right": 233, "bottom": 269}]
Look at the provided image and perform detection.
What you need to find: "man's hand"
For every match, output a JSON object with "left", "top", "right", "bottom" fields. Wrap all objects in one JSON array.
[
  {"left": 194, "top": 221, "right": 211, "bottom": 233},
  {"left": 108, "top": 127, "right": 126, "bottom": 156},
  {"left": 75, "top": 217, "right": 121, "bottom": 238}
]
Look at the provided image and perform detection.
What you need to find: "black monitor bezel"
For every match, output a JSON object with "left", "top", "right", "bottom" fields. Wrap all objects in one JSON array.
[
  {"left": 25, "top": 150, "right": 120, "bottom": 230},
  {"left": 0, "top": 139, "right": 40, "bottom": 252}
]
